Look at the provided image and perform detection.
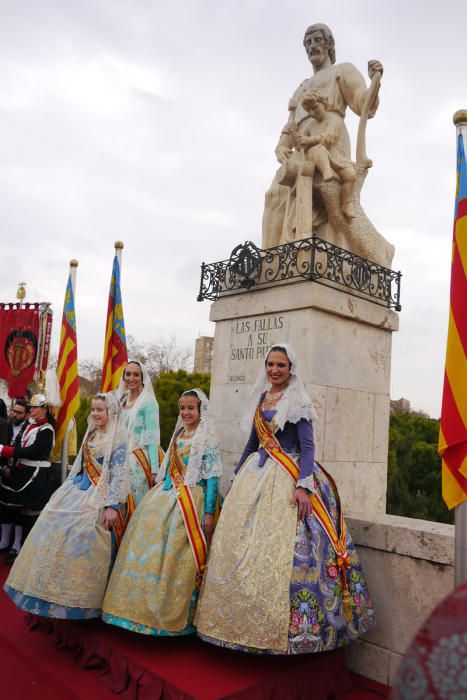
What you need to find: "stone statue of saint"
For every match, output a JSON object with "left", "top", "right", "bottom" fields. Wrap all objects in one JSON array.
[{"left": 262, "top": 23, "right": 394, "bottom": 268}]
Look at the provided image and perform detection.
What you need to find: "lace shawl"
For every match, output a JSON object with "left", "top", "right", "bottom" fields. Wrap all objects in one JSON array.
[
  {"left": 69, "top": 391, "right": 130, "bottom": 507},
  {"left": 241, "top": 342, "right": 318, "bottom": 433},
  {"left": 156, "top": 388, "right": 223, "bottom": 488},
  {"left": 117, "top": 360, "right": 160, "bottom": 453}
]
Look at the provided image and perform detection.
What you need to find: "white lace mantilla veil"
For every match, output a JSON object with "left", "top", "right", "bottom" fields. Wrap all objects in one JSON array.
[
  {"left": 240, "top": 342, "right": 318, "bottom": 433},
  {"left": 68, "top": 391, "right": 130, "bottom": 507},
  {"left": 156, "top": 388, "right": 223, "bottom": 488},
  {"left": 116, "top": 360, "right": 159, "bottom": 452}
]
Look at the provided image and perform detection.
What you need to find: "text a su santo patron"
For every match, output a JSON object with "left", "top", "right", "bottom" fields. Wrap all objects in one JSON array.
[{"left": 230, "top": 316, "right": 285, "bottom": 362}]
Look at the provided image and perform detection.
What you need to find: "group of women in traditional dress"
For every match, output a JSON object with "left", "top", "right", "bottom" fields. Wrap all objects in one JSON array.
[{"left": 4, "top": 344, "right": 376, "bottom": 656}]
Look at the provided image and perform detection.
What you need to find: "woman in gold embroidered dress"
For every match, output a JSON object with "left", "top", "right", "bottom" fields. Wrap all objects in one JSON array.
[
  {"left": 102, "top": 389, "right": 222, "bottom": 636},
  {"left": 196, "top": 343, "right": 375, "bottom": 654},
  {"left": 4, "top": 392, "right": 129, "bottom": 619}
]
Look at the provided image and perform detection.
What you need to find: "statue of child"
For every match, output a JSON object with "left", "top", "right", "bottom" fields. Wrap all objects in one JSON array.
[{"left": 297, "top": 89, "right": 357, "bottom": 218}]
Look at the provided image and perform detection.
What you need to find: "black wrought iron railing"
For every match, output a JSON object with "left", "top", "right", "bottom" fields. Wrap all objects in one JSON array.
[{"left": 197, "top": 236, "right": 402, "bottom": 310}]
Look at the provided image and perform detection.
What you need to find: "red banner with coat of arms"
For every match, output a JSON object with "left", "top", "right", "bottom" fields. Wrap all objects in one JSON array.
[{"left": 0, "top": 304, "right": 41, "bottom": 398}]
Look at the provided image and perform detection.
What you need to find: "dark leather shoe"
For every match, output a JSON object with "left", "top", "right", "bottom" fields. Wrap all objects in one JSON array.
[{"left": 4, "top": 548, "right": 19, "bottom": 565}]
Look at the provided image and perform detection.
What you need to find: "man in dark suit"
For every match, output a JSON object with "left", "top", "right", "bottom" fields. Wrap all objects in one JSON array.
[{"left": 0, "top": 400, "right": 30, "bottom": 559}]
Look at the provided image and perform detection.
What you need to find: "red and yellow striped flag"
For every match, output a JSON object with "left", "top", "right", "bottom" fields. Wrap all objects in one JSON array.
[
  {"left": 55, "top": 271, "right": 80, "bottom": 452},
  {"left": 439, "top": 132, "right": 467, "bottom": 509},
  {"left": 101, "top": 250, "right": 128, "bottom": 392}
]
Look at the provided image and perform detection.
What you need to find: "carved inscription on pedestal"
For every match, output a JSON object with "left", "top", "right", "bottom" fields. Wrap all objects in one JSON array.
[{"left": 228, "top": 314, "right": 288, "bottom": 383}]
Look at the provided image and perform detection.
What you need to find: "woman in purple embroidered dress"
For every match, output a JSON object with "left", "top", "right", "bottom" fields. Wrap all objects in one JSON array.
[{"left": 196, "top": 343, "right": 375, "bottom": 654}]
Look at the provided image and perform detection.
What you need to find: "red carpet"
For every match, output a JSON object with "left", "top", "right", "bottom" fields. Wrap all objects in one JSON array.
[
  {"left": 0, "top": 559, "right": 389, "bottom": 699},
  {"left": 0, "top": 560, "right": 115, "bottom": 700}
]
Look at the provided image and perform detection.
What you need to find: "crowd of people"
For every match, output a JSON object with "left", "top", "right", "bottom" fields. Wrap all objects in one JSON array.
[{"left": 0, "top": 346, "right": 375, "bottom": 655}]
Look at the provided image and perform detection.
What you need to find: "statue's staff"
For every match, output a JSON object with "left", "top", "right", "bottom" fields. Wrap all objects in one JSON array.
[{"left": 355, "top": 64, "right": 382, "bottom": 168}]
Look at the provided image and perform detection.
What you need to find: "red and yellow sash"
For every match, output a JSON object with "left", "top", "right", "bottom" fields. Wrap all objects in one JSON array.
[
  {"left": 82, "top": 440, "right": 126, "bottom": 545},
  {"left": 169, "top": 440, "right": 207, "bottom": 587},
  {"left": 254, "top": 405, "right": 352, "bottom": 620},
  {"left": 112, "top": 508, "right": 127, "bottom": 546},
  {"left": 133, "top": 447, "right": 153, "bottom": 489},
  {"left": 125, "top": 446, "right": 165, "bottom": 526}
]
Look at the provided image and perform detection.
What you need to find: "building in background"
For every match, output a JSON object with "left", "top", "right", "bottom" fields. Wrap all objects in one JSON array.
[
  {"left": 390, "top": 397, "right": 411, "bottom": 414},
  {"left": 194, "top": 336, "right": 214, "bottom": 373},
  {"left": 390, "top": 397, "right": 430, "bottom": 418}
]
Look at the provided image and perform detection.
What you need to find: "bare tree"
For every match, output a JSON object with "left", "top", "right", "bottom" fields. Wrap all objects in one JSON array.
[
  {"left": 127, "top": 335, "right": 193, "bottom": 379},
  {"left": 79, "top": 357, "right": 102, "bottom": 381},
  {"left": 77, "top": 337, "right": 193, "bottom": 391},
  {"left": 79, "top": 357, "right": 102, "bottom": 395}
]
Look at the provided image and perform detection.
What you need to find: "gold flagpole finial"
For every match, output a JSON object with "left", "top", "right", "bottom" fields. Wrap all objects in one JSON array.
[
  {"left": 453, "top": 110, "right": 467, "bottom": 127},
  {"left": 70, "top": 259, "right": 79, "bottom": 268},
  {"left": 114, "top": 241, "right": 124, "bottom": 250},
  {"left": 16, "top": 282, "right": 26, "bottom": 305}
]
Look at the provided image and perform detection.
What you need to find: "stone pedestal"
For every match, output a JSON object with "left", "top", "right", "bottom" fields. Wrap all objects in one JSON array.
[{"left": 208, "top": 281, "right": 398, "bottom": 515}]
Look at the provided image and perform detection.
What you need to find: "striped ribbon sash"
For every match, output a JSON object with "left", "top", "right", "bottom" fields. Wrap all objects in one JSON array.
[
  {"left": 112, "top": 508, "right": 127, "bottom": 546},
  {"left": 169, "top": 441, "right": 207, "bottom": 587},
  {"left": 253, "top": 404, "right": 352, "bottom": 620},
  {"left": 133, "top": 447, "right": 153, "bottom": 489},
  {"left": 82, "top": 440, "right": 126, "bottom": 545},
  {"left": 108, "top": 446, "right": 166, "bottom": 540},
  {"left": 83, "top": 440, "right": 103, "bottom": 485},
  {"left": 124, "top": 446, "right": 165, "bottom": 530}
]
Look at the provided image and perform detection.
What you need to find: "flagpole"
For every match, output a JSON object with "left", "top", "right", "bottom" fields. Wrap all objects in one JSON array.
[
  {"left": 453, "top": 109, "right": 467, "bottom": 586},
  {"left": 456, "top": 502, "right": 467, "bottom": 587},
  {"left": 70, "top": 258, "right": 78, "bottom": 296},
  {"left": 115, "top": 240, "right": 124, "bottom": 270},
  {"left": 60, "top": 259, "right": 78, "bottom": 484}
]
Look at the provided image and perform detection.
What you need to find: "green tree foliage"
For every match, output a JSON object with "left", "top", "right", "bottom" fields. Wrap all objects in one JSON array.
[
  {"left": 387, "top": 412, "right": 453, "bottom": 525},
  {"left": 153, "top": 371, "right": 211, "bottom": 449}
]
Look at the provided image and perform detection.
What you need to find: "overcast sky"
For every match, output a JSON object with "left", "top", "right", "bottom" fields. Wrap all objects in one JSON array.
[{"left": 0, "top": 0, "right": 465, "bottom": 417}]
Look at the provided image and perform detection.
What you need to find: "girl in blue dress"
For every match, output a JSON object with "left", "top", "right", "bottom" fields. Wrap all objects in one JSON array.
[{"left": 4, "top": 392, "right": 129, "bottom": 619}]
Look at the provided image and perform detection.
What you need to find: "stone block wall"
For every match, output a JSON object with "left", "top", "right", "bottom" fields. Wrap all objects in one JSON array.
[{"left": 345, "top": 513, "right": 455, "bottom": 686}]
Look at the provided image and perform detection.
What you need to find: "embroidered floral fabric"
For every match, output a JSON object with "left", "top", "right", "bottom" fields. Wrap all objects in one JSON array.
[
  {"left": 132, "top": 401, "right": 159, "bottom": 455},
  {"left": 5, "top": 588, "right": 100, "bottom": 619},
  {"left": 106, "top": 444, "right": 129, "bottom": 505},
  {"left": 5, "top": 483, "right": 111, "bottom": 617},
  {"left": 5, "top": 435, "right": 127, "bottom": 619},
  {"left": 196, "top": 458, "right": 375, "bottom": 654},
  {"left": 123, "top": 402, "right": 159, "bottom": 506},
  {"left": 103, "top": 437, "right": 218, "bottom": 635},
  {"left": 287, "top": 464, "right": 375, "bottom": 653}
]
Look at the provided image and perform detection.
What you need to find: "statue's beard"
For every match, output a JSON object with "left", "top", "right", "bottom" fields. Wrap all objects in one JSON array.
[{"left": 309, "top": 49, "right": 327, "bottom": 68}]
